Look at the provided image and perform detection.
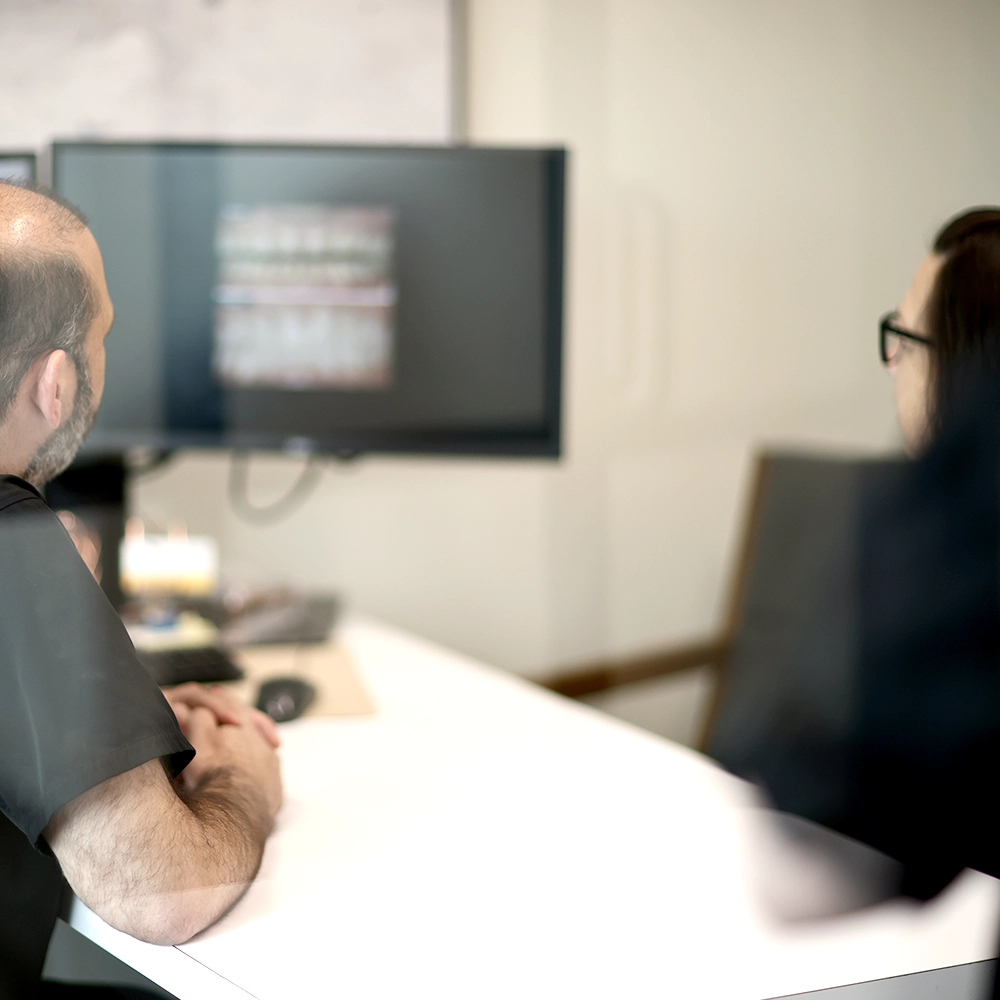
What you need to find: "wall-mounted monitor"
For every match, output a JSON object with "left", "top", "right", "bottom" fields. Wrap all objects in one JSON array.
[
  {"left": 53, "top": 142, "right": 565, "bottom": 457},
  {"left": 0, "top": 152, "right": 36, "bottom": 184}
]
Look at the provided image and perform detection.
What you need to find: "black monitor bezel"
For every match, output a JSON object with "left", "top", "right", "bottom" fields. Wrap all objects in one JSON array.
[{"left": 52, "top": 140, "right": 566, "bottom": 460}]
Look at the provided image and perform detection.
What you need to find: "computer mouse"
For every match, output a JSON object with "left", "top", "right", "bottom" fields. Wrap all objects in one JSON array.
[{"left": 255, "top": 677, "right": 317, "bottom": 723}]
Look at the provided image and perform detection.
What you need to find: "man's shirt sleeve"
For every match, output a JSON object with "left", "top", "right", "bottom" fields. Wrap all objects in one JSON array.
[{"left": 0, "top": 491, "right": 193, "bottom": 846}]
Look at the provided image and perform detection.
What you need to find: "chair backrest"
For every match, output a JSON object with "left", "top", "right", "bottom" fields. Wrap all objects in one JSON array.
[{"left": 706, "top": 451, "right": 903, "bottom": 819}]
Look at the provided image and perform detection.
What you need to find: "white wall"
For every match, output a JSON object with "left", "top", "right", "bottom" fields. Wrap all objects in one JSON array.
[
  {"left": 5, "top": 0, "right": 1000, "bottom": 677},
  {"left": 0, "top": 0, "right": 452, "bottom": 145},
  {"left": 460, "top": 0, "right": 1000, "bottom": 673}
]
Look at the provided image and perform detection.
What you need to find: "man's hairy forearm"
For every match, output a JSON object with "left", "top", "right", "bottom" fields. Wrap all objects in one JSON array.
[
  {"left": 176, "top": 765, "right": 273, "bottom": 897},
  {"left": 46, "top": 758, "right": 275, "bottom": 945}
]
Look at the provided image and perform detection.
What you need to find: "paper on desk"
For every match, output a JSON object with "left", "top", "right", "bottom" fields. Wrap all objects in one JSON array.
[{"left": 225, "top": 644, "right": 375, "bottom": 717}]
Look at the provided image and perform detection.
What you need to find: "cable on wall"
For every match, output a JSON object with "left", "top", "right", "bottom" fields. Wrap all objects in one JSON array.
[{"left": 228, "top": 451, "right": 324, "bottom": 525}]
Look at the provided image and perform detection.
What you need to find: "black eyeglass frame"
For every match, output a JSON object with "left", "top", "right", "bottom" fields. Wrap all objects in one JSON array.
[{"left": 879, "top": 311, "right": 933, "bottom": 365}]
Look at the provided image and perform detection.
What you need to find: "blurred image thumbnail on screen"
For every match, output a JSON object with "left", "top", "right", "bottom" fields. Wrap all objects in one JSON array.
[{"left": 213, "top": 203, "right": 396, "bottom": 392}]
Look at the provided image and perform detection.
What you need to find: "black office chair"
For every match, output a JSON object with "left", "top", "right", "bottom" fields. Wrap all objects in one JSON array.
[
  {"left": 543, "top": 450, "right": 898, "bottom": 755},
  {"left": 706, "top": 451, "right": 893, "bottom": 817}
]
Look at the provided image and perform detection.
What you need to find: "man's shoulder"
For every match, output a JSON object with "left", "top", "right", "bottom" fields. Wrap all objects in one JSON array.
[{"left": 0, "top": 475, "right": 47, "bottom": 516}]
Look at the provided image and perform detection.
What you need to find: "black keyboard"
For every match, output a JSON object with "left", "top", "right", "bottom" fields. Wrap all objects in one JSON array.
[{"left": 137, "top": 646, "right": 245, "bottom": 687}]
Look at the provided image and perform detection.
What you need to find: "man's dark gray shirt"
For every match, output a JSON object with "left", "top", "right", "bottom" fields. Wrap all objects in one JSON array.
[{"left": 0, "top": 475, "right": 192, "bottom": 999}]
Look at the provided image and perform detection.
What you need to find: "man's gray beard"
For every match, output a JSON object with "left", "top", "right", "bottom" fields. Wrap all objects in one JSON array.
[{"left": 22, "top": 353, "right": 97, "bottom": 489}]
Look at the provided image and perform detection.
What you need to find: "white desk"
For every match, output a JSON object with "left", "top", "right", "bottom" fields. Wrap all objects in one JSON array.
[{"left": 68, "top": 616, "right": 1000, "bottom": 1000}]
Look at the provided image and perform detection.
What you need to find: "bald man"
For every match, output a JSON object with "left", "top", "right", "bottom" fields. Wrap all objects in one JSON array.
[{"left": 0, "top": 183, "right": 282, "bottom": 999}]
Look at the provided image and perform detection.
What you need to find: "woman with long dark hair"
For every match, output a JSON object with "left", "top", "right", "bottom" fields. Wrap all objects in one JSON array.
[
  {"left": 882, "top": 207, "right": 1000, "bottom": 451},
  {"left": 730, "top": 209, "right": 1000, "bottom": 940}
]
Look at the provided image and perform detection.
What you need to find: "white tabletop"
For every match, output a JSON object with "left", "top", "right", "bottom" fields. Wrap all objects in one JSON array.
[{"left": 69, "top": 616, "right": 1000, "bottom": 1000}]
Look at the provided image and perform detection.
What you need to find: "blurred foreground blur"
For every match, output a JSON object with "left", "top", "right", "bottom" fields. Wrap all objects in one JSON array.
[{"left": 712, "top": 376, "right": 1000, "bottom": 904}]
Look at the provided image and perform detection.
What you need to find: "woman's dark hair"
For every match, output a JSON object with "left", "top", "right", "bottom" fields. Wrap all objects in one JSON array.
[{"left": 925, "top": 207, "right": 1000, "bottom": 434}]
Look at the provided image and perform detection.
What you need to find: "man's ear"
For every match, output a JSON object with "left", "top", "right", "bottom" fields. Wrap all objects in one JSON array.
[{"left": 33, "top": 349, "right": 71, "bottom": 430}]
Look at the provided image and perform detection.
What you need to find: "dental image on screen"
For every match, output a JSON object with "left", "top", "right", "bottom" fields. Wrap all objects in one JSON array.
[{"left": 212, "top": 204, "right": 396, "bottom": 390}]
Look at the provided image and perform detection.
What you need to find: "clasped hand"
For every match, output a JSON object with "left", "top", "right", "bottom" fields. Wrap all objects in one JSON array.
[{"left": 163, "top": 684, "right": 283, "bottom": 820}]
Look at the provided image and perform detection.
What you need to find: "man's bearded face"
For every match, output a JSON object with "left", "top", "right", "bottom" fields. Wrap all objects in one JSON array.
[{"left": 22, "top": 350, "right": 97, "bottom": 489}]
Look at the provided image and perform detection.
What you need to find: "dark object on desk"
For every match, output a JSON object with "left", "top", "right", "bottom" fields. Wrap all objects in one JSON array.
[
  {"left": 47, "top": 456, "right": 128, "bottom": 611},
  {"left": 219, "top": 594, "right": 339, "bottom": 647},
  {"left": 138, "top": 646, "right": 245, "bottom": 687},
  {"left": 256, "top": 677, "right": 316, "bottom": 723}
]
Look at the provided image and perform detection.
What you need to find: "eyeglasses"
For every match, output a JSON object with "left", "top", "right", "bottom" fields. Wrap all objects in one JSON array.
[{"left": 879, "top": 311, "right": 932, "bottom": 365}]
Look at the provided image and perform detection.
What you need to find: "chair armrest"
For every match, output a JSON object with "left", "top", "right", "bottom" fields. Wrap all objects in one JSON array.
[{"left": 541, "top": 636, "right": 731, "bottom": 699}]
